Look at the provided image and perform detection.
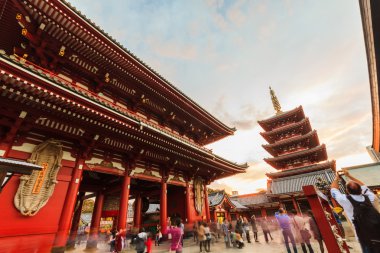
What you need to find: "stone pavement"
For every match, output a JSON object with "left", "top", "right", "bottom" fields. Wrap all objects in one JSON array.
[{"left": 68, "top": 228, "right": 362, "bottom": 253}]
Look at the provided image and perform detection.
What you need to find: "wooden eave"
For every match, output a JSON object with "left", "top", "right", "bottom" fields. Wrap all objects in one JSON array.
[
  {"left": 0, "top": 56, "right": 245, "bottom": 178},
  {"left": 260, "top": 118, "right": 312, "bottom": 144},
  {"left": 262, "top": 130, "right": 320, "bottom": 156},
  {"left": 258, "top": 106, "right": 305, "bottom": 131},
  {"left": 14, "top": 0, "right": 234, "bottom": 144},
  {"left": 264, "top": 144, "right": 327, "bottom": 170},
  {"left": 266, "top": 160, "right": 336, "bottom": 179}
]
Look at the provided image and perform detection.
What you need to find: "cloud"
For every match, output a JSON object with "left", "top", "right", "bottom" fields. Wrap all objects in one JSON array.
[
  {"left": 67, "top": 0, "right": 372, "bottom": 194},
  {"left": 146, "top": 36, "right": 198, "bottom": 61},
  {"left": 211, "top": 96, "right": 272, "bottom": 130},
  {"left": 210, "top": 180, "right": 233, "bottom": 194}
]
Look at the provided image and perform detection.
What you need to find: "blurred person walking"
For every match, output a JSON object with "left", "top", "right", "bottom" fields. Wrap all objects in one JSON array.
[
  {"left": 236, "top": 216, "right": 244, "bottom": 238},
  {"left": 155, "top": 224, "right": 162, "bottom": 246},
  {"left": 197, "top": 221, "right": 207, "bottom": 253},
  {"left": 166, "top": 217, "right": 183, "bottom": 253},
  {"left": 250, "top": 215, "right": 259, "bottom": 242},
  {"left": 307, "top": 211, "right": 324, "bottom": 253},
  {"left": 204, "top": 222, "right": 211, "bottom": 252},
  {"left": 243, "top": 217, "right": 251, "bottom": 243},
  {"left": 193, "top": 222, "right": 198, "bottom": 244},
  {"left": 260, "top": 217, "right": 273, "bottom": 243},
  {"left": 292, "top": 211, "right": 314, "bottom": 253},
  {"left": 276, "top": 208, "right": 298, "bottom": 253},
  {"left": 221, "top": 218, "right": 232, "bottom": 248}
]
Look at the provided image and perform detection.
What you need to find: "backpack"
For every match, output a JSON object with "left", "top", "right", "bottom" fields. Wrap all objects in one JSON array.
[
  {"left": 347, "top": 195, "right": 380, "bottom": 245},
  {"left": 135, "top": 236, "right": 145, "bottom": 251}
]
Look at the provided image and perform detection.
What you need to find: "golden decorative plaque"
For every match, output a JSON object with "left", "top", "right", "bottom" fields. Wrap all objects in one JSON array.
[
  {"left": 14, "top": 139, "right": 63, "bottom": 216},
  {"left": 193, "top": 177, "right": 204, "bottom": 215}
]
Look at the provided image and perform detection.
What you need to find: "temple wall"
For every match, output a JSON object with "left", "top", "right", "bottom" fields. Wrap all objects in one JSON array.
[{"left": 0, "top": 139, "right": 76, "bottom": 253}]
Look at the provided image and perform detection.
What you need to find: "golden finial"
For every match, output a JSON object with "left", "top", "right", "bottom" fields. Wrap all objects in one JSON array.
[{"left": 269, "top": 86, "right": 282, "bottom": 114}]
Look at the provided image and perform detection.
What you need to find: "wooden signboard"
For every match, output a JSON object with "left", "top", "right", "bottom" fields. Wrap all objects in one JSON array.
[{"left": 302, "top": 185, "right": 350, "bottom": 253}]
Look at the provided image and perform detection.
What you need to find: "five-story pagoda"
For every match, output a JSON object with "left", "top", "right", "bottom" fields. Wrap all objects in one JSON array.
[{"left": 258, "top": 87, "right": 336, "bottom": 213}]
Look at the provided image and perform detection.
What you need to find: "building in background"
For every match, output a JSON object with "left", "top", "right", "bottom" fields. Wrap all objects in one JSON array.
[
  {"left": 208, "top": 190, "right": 248, "bottom": 223},
  {"left": 341, "top": 162, "right": 380, "bottom": 194},
  {"left": 231, "top": 192, "right": 279, "bottom": 217}
]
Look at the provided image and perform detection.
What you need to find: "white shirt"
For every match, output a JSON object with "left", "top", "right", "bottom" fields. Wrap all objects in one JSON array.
[
  {"left": 331, "top": 186, "right": 376, "bottom": 223},
  {"left": 137, "top": 232, "right": 147, "bottom": 240}
]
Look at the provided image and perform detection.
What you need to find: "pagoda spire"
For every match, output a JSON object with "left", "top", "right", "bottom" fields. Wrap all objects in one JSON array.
[{"left": 269, "top": 86, "right": 282, "bottom": 114}]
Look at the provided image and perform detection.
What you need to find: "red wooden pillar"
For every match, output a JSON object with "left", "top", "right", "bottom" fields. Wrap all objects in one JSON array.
[
  {"left": 117, "top": 173, "right": 131, "bottom": 231},
  {"left": 204, "top": 184, "right": 210, "bottom": 222},
  {"left": 260, "top": 207, "right": 267, "bottom": 218},
  {"left": 52, "top": 157, "right": 85, "bottom": 252},
  {"left": 66, "top": 192, "right": 85, "bottom": 249},
  {"left": 185, "top": 181, "right": 192, "bottom": 223},
  {"left": 213, "top": 210, "right": 217, "bottom": 222},
  {"left": 160, "top": 180, "right": 168, "bottom": 234},
  {"left": 303, "top": 185, "right": 349, "bottom": 253},
  {"left": 134, "top": 194, "right": 142, "bottom": 230},
  {"left": 292, "top": 196, "right": 302, "bottom": 215},
  {"left": 86, "top": 191, "right": 105, "bottom": 249}
]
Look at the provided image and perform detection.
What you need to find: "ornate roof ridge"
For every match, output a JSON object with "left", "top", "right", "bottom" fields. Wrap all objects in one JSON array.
[
  {"left": 258, "top": 106, "right": 304, "bottom": 125},
  {"left": 263, "top": 129, "right": 317, "bottom": 149},
  {"left": 213, "top": 154, "right": 249, "bottom": 169},
  {"left": 269, "top": 167, "right": 334, "bottom": 181},
  {"left": 264, "top": 144, "right": 326, "bottom": 162},
  {"left": 266, "top": 160, "right": 335, "bottom": 178},
  {"left": 260, "top": 117, "right": 310, "bottom": 137},
  {"left": 0, "top": 53, "right": 216, "bottom": 156},
  {"left": 59, "top": 0, "right": 236, "bottom": 134}
]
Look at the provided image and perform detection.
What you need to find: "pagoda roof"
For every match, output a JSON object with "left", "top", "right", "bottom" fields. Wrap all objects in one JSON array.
[
  {"left": 268, "top": 168, "right": 336, "bottom": 195},
  {"left": 0, "top": 53, "right": 247, "bottom": 179},
  {"left": 258, "top": 106, "right": 305, "bottom": 131},
  {"left": 260, "top": 118, "right": 312, "bottom": 144},
  {"left": 264, "top": 144, "right": 327, "bottom": 170},
  {"left": 7, "top": 0, "right": 235, "bottom": 145},
  {"left": 262, "top": 130, "right": 319, "bottom": 156},
  {"left": 266, "top": 160, "right": 336, "bottom": 179}
]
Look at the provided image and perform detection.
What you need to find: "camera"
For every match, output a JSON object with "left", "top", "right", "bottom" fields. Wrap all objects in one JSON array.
[{"left": 337, "top": 170, "right": 345, "bottom": 176}]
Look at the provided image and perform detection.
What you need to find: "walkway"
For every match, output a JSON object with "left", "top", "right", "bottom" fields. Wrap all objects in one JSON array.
[{"left": 68, "top": 227, "right": 361, "bottom": 253}]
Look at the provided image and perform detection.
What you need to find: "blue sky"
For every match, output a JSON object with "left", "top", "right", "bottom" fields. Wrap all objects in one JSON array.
[{"left": 69, "top": 0, "right": 372, "bottom": 194}]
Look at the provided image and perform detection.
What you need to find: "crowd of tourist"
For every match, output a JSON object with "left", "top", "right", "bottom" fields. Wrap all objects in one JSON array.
[{"left": 71, "top": 169, "right": 380, "bottom": 253}]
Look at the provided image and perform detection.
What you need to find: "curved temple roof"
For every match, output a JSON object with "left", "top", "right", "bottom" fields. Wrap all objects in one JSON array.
[
  {"left": 258, "top": 106, "right": 305, "bottom": 131},
  {"left": 0, "top": 53, "right": 247, "bottom": 178},
  {"left": 264, "top": 144, "right": 328, "bottom": 170},
  {"left": 262, "top": 130, "right": 320, "bottom": 156},
  {"left": 15, "top": 0, "right": 236, "bottom": 145},
  {"left": 208, "top": 190, "right": 247, "bottom": 210}
]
